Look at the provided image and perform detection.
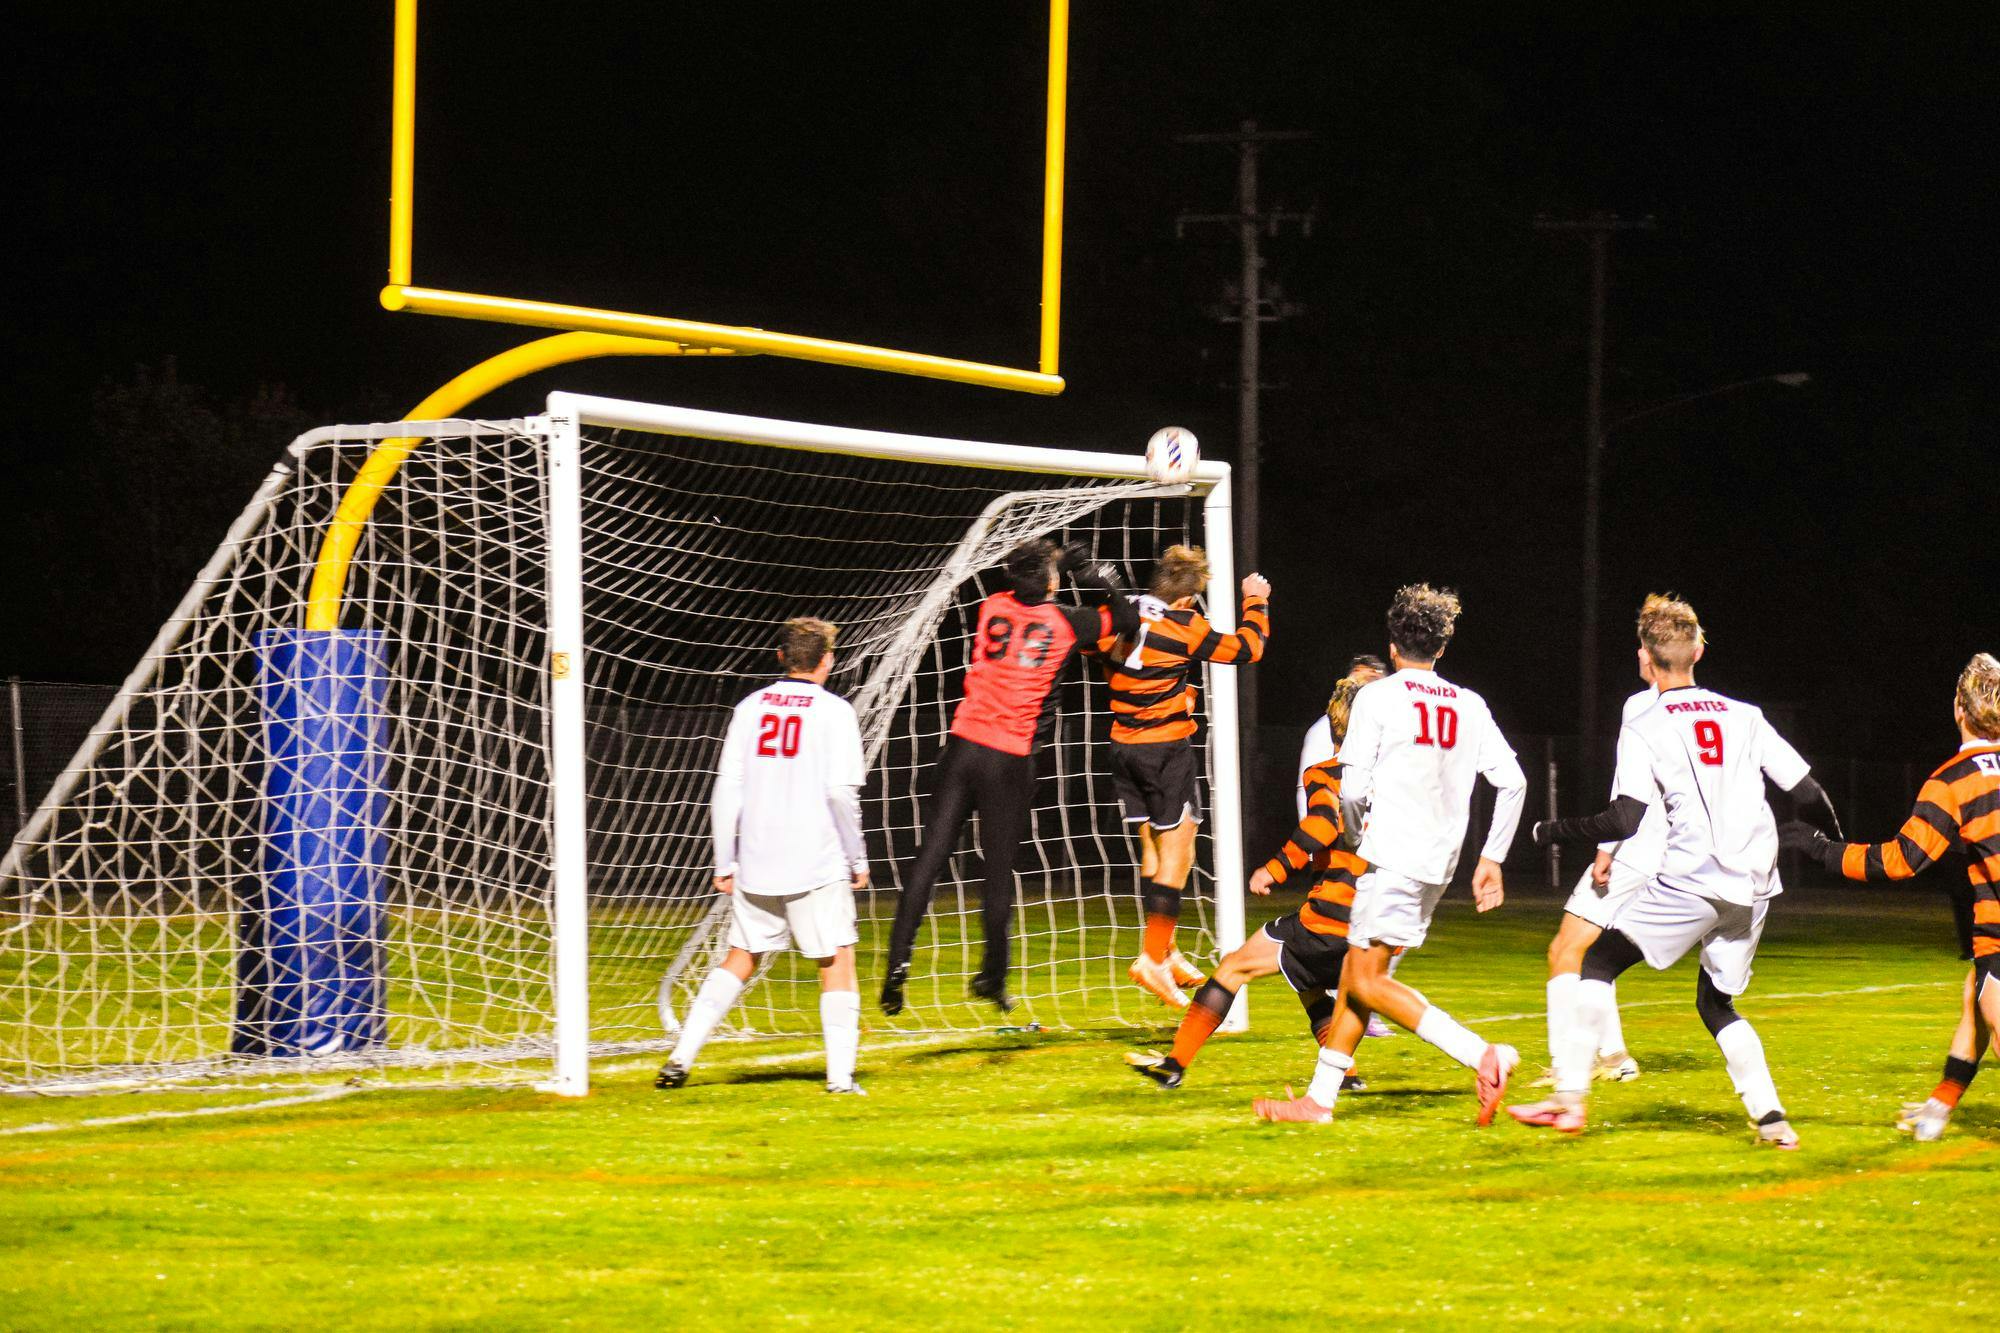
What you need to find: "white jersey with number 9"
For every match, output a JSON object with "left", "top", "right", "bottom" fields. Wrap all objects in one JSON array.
[{"left": 1611, "top": 686, "right": 1810, "bottom": 905}]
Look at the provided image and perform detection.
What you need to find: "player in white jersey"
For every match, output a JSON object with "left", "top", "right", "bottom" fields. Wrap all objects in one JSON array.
[
  {"left": 1530, "top": 681, "right": 1663, "bottom": 1086},
  {"left": 1255, "top": 585, "right": 1529, "bottom": 1126},
  {"left": 1517, "top": 595, "right": 1841, "bottom": 1147},
  {"left": 656, "top": 618, "right": 871, "bottom": 1095}
]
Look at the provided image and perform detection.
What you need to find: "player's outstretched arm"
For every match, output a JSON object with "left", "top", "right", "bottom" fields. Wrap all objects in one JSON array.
[
  {"left": 1780, "top": 773, "right": 1959, "bottom": 882},
  {"left": 1184, "top": 574, "right": 1271, "bottom": 665},
  {"left": 1532, "top": 796, "right": 1649, "bottom": 847},
  {"left": 1259, "top": 765, "right": 1344, "bottom": 891},
  {"left": 1058, "top": 542, "right": 1141, "bottom": 638}
]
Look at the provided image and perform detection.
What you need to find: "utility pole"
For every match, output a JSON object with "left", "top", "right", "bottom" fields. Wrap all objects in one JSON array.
[
  {"left": 1533, "top": 211, "right": 1653, "bottom": 749},
  {"left": 1177, "top": 122, "right": 1313, "bottom": 778}
]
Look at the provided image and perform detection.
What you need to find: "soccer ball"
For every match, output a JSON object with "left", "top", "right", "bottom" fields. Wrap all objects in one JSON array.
[{"left": 1145, "top": 427, "right": 1199, "bottom": 485}]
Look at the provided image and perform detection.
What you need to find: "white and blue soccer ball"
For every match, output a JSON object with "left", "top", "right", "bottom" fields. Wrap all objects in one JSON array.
[{"left": 1144, "top": 426, "right": 1199, "bottom": 485}]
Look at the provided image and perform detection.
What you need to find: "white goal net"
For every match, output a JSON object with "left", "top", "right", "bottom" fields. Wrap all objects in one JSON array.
[{"left": 0, "top": 396, "right": 1242, "bottom": 1094}]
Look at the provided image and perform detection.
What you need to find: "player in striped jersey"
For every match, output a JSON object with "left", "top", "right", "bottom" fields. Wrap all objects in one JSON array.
[
  {"left": 879, "top": 539, "right": 1138, "bottom": 1016},
  {"left": 1128, "top": 674, "right": 1371, "bottom": 1089},
  {"left": 1095, "top": 545, "right": 1271, "bottom": 1008},
  {"left": 1781, "top": 652, "right": 2000, "bottom": 1141}
]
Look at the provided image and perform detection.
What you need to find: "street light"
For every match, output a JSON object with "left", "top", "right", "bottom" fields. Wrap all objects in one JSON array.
[{"left": 1578, "top": 371, "right": 1811, "bottom": 744}]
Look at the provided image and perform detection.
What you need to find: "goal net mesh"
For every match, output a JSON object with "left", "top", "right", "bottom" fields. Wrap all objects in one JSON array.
[{"left": 0, "top": 416, "right": 1222, "bottom": 1092}]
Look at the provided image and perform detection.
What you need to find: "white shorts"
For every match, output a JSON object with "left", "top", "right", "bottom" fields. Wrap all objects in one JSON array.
[
  {"left": 1607, "top": 880, "right": 1768, "bottom": 995},
  {"left": 725, "top": 880, "right": 858, "bottom": 958},
  {"left": 1347, "top": 868, "right": 1451, "bottom": 951},
  {"left": 1563, "top": 858, "right": 1650, "bottom": 931}
]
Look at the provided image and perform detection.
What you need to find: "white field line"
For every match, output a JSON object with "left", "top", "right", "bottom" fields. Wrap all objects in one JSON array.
[
  {"left": 1465, "top": 979, "right": 1956, "bottom": 1027},
  {"left": 0, "top": 1085, "right": 361, "bottom": 1137}
]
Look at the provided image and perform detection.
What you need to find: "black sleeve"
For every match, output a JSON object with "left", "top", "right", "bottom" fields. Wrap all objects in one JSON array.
[
  {"left": 1058, "top": 603, "right": 1113, "bottom": 649},
  {"left": 1533, "top": 795, "right": 1648, "bottom": 847},
  {"left": 1775, "top": 774, "right": 1842, "bottom": 839},
  {"left": 1062, "top": 551, "right": 1140, "bottom": 639}
]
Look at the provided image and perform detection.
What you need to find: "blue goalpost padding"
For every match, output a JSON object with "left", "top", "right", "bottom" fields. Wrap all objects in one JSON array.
[{"left": 233, "top": 628, "right": 390, "bottom": 1057}]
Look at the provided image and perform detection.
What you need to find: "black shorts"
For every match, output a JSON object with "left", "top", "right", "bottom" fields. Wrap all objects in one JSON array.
[
  {"left": 1110, "top": 739, "right": 1203, "bottom": 830},
  {"left": 1262, "top": 912, "right": 1350, "bottom": 995},
  {"left": 1976, "top": 953, "right": 1999, "bottom": 998}
]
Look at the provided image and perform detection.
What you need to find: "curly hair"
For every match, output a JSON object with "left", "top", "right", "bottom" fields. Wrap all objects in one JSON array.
[
  {"left": 1149, "top": 545, "right": 1211, "bottom": 604},
  {"left": 1324, "top": 673, "right": 1369, "bottom": 744},
  {"left": 1003, "top": 539, "right": 1060, "bottom": 598},
  {"left": 778, "top": 617, "right": 838, "bottom": 673},
  {"left": 1957, "top": 652, "right": 2000, "bottom": 740},
  {"left": 1636, "top": 593, "right": 1704, "bottom": 673},
  {"left": 1385, "top": 584, "right": 1461, "bottom": 662}
]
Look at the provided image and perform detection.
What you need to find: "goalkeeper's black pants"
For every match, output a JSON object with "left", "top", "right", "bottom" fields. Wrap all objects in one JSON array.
[{"left": 887, "top": 738, "right": 1035, "bottom": 986}]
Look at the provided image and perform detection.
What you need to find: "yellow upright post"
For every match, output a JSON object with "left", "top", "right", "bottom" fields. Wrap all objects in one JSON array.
[
  {"left": 1039, "top": 0, "right": 1070, "bottom": 377},
  {"left": 388, "top": 0, "right": 418, "bottom": 287}
]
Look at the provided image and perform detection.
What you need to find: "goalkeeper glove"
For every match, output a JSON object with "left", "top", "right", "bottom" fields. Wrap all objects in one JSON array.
[{"left": 1777, "top": 820, "right": 1833, "bottom": 858}]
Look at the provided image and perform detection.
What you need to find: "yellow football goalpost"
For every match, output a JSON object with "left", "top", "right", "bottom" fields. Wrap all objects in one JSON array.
[{"left": 307, "top": 0, "right": 1074, "bottom": 633}]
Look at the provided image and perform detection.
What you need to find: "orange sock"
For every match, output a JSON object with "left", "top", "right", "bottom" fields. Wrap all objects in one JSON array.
[
  {"left": 1143, "top": 914, "right": 1175, "bottom": 962},
  {"left": 1170, "top": 979, "right": 1235, "bottom": 1066},
  {"left": 1934, "top": 1055, "right": 1979, "bottom": 1108}
]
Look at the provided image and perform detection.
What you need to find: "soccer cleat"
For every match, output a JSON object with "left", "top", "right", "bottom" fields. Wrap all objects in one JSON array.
[
  {"left": 968, "top": 973, "right": 1016, "bottom": 1014},
  {"left": 1528, "top": 1066, "right": 1558, "bottom": 1089},
  {"left": 1126, "top": 1052, "right": 1186, "bottom": 1089},
  {"left": 1340, "top": 1070, "right": 1368, "bottom": 1092},
  {"left": 1364, "top": 1015, "right": 1396, "bottom": 1039},
  {"left": 1128, "top": 954, "right": 1191, "bottom": 1009},
  {"left": 1755, "top": 1117, "right": 1801, "bottom": 1150},
  {"left": 878, "top": 961, "right": 910, "bottom": 1017},
  {"left": 1165, "top": 949, "right": 1206, "bottom": 989},
  {"left": 1896, "top": 1098, "right": 1951, "bottom": 1142},
  {"left": 826, "top": 1080, "right": 868, "bottom": 1096},
  {"left": 1475, "top": 1043, "right": 1520, "bottom": 1126},
  {"left": 1593, "top": 1051, "right": 1641, "bottom": 1082},
  {"left": 653, "top": 1060, "right": 689, "bottom": 1090},
  {"left": 1507, "top": 1097, "right": 1588, "bottom": 1135},
  {"left": 1253, "top": 1084, "right": 1333, "bottom": 1123}
]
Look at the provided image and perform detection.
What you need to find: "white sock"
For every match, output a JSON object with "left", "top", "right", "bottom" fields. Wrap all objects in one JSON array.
[
  {"left": 1597, "top": 981, "right": 1628, "bottom": 1058},
  {"left": 1714, "top": 1018, "right": 1783, "bottom": 1122},
  {"left": 820, "top": 989, "right": 861, "bottom": 1088},
  {"left": 1560, "top": 980, "right": 1614, "bottom": 1095},
  {"left": 1387, "top": 952, "right": 1404, "bottom": 978},
  {"left": 1546, "top": 973, "right": 1579, "bottom": 1065},
  {"left": 1414, "top": 1004, "right": 1489, "bottom": 1071},
  {"left": 1306, "top": 1046, "right": 1354, "bottom": 1107},
  {"left": 667, "top": 968, "right": 744, "bottom": 1069}
]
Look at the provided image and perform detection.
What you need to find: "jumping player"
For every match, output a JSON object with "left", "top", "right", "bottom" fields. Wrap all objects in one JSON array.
[
  {"left": 1254, "top": 584, "right": 1529, "bottom": 1125},
  {"left": 1129, "top": 673, "right": 1371, "bottom": 1089},
  {"left": 657, "top": 618, "right": 871, "bottom": 1094},
  {"left": 1520, "top": 595, "right": 1840, "bottom": 1147},
  {"left": 880, "top": 539, "right": 1138, "bottom": 1015},
  {"left": 1531, "top": 654, "right": 1664, "bottom": 1087},
  {"left": 1780, "top": 652, "right": 2000, "bottom": 1141},
  {"left": 1097, "top": 545, "right": 1271, "bottom": 1008}
]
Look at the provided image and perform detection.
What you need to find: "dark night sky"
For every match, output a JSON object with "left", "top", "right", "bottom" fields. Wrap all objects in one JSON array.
[{"left": 4, "top": 3, "right": 1994, "bottom": 766}]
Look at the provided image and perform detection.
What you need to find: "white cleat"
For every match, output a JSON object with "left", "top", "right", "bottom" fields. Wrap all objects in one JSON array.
[
  {"left": 1896, "top": 1098, "right": 1950, "bottom": 1142},
  {"left": 1164, "top": 949, "right": 1206, "bottom": 989},
  {"left": 1593, "top": 1052, "right": 1641, "bottom": 1082},
  {"left": 826, "top": 1080, "right": 868, "bottom": 1096},
  {"left": 1756, "top": 1117, "right": 1800, "bottom": 1150},
  {"left": 1128, "top": 954, "right": 1190, "bottom": 1009}
]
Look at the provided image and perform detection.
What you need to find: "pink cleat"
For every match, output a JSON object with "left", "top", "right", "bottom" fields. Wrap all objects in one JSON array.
[
  {"left": 1475, "top": 1043, "right": 1520, "bottom": 1126},
  {"left": 1507, "top": 1097, "right": 1587, "bottom": 1135},
  {"left": 1253, "top": 1084, "right": 1332, "bottom": 1123}
]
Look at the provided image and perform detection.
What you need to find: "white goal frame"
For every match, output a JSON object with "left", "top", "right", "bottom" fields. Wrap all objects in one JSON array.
[{"left": 536, "top": 393, "right": 1247, "bottom": 1094}]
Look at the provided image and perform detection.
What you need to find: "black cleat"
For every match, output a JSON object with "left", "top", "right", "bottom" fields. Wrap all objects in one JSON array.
[
  {"left": 1340, "top": 1071, "right": 1368, "bottom": 1092},
  {"left": 878, "top": 961, "right": 910, "bottom": 1016},
  {"left": 1130, "top": 1054, "right": 1185, "bottom": 1089},
  {"left": 654, "top": 1060, "right": 689, "bottom": 1090},
  {"left": 968, "top": 973, "right": 1016, "bottom": 1013}
]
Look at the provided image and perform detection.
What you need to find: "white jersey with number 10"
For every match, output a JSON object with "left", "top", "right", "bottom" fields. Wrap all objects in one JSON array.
[
  {"left": 1336, "top": 668, "right": 1528, "bottom": 884},
  {"left": 1610, "top": 686, "right": 1810, "bottom": 906},
  {"left": 712, "top": 680, "right": 868, "bottom": 897}
]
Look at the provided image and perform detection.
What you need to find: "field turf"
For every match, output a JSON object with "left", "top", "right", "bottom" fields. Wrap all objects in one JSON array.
[{"left": 1, "top": 883, "right": 1991, "bottom": 1329}]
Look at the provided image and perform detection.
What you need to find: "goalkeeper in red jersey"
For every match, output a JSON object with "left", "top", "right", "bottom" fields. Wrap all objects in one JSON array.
[
  {"left": 880, "top": 538, "right": 1138, "bottom": 1015},
  {"left": 1781, "top": 652, "right": 2000, "bottom": 1141},
  {"left": 1128, "top": 673, "right": 1370, "bottom": 1090}
]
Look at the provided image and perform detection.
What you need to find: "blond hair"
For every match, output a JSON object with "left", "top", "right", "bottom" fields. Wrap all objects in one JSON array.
[
  {"left": 1957, "top": 652, "right": 2000, "bottom": 740},
  {"left": 1636, "top": 593, "right": 1704, "bottom": 673},
  {"left": 1386, "top": 584, "right": 1460, "bottom": 661},
  {"left": 779, "top": 617, "right": 838, "bottom": 673},
  {"left": 1324, "top": 673, "right": 1368, "bottom": 745},
  {"left": 1150, "top": 545, "right": 1211, "bottom": 604}
]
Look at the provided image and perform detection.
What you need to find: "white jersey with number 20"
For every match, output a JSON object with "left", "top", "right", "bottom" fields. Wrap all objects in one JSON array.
[
  {"left": 1611, "top": 686, "right": 1810, "bottom": 906},
  {"left": 1336, "top": 668, "right": 1528, "bottom": 884},
  {"left": 712, "top": 680, "right": 868, "bottom": 896}
]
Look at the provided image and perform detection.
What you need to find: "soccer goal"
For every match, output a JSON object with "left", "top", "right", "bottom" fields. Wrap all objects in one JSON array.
[{"left": 0, "top": 395, "right": 1244, "bottom": 1096}]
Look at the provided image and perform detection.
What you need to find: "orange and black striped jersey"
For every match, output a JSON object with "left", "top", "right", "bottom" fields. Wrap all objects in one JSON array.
[
  {"left": 1819, "top": 742, "right": 2000, "bottom": 958},
  {"left": 1096, "top": 592, "right": 1270, "bottom": 744},
  {"left": 1262, "top": 759, "right": 1369, "bottom": 937}
]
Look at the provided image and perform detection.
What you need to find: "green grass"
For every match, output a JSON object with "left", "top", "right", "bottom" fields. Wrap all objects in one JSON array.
[{"left": 1, "top": 885, "right": 1992, "bottom": 1330}]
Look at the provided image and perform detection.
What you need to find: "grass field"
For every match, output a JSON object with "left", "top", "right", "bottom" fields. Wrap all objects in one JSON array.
[{"left": 1, "top": 882, "right": 1991, "bottom": 1330}]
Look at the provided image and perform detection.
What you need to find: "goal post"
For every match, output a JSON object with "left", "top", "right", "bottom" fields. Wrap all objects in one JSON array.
[{"left": 0, "top": 396, "right": 1245, "bottom": 1097}]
